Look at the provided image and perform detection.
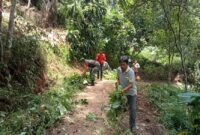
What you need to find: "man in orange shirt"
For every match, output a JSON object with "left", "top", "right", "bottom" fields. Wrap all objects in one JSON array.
[{"left": 96, "top": 50, "right": 106, "bottom": 80}]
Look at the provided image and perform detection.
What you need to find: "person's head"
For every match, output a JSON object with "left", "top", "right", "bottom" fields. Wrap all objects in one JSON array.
[
  {"left": 119, "top": 56, "right": 129, "bottom": 72},
  {"left": 99, "top": 49, "right": 103, "bottom": 54},
  {"left": 134, "top": 60, "right": 137, "bottom": 63}
]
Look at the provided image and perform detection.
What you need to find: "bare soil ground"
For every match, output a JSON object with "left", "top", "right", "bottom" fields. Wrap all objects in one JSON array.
[{"left": 46, "top": 80, "right": 167, "bottom": 135}]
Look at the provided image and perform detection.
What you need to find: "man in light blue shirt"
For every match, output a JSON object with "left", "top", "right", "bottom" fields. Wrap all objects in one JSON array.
[{"left": 116, "top": 56, "right": 138, "bottom": 131}]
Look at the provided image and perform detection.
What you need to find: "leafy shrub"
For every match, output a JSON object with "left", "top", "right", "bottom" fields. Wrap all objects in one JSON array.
[
  {"left": 106, "top": 86, "right": 126, "bottom": 122},
  {"left": 49, "top": 44, "right": 70, "bottom": 64},
  {"left": 188, "top": 96, "right": 200, "bottom": 134},
  {"left": 142, "top": 64, "right": 168, "bottom": 80},
  {"left": 0, "top": 36, "right": 47, "bottom": 92},
  {"left": 64, "top": 73, "right": 84, "bottom": 90},
  {"left": 134, "top": 56, "right": 168, "bottom": 80},
  {"left": 56, "top": 2, "right": 68, "bottom": 26},
  {"left": 103, "top": 70, "right": 117, "bottom": 80},
  {"left": 65, "top": 1, "right": 107, "bottom": 60},
  {"left": 147, "top": 84, "right": 180, "bottom": 108},
  {"left": 103, "top": 9, "right": 136, "bottom": 68},
  {"left": 134, "top": 55, "right": 181, "bottom": 81},
  {"left": 159, "top": 101, "right": 189, "bottom": 132},
  {"left": 58, "top": 0, "right": 136, "bottom": 67},
  {"left": 0, "top": 74, "right": 84, "bottom": 135},
  {"left": 147, "top": 84, "right": 200, "bottom": 135}
]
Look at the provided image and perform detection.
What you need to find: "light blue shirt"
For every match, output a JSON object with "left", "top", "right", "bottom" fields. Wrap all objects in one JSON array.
[{"left": 117, "top": 66, "right": 137, "bottom": 96}]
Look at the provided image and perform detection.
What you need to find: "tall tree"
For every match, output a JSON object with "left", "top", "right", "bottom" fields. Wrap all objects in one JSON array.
[
  {"left": 160, "top": 0, "right": 190, "bottom": 91},
  {"left": 7, "top": 0, "right": 17, "bottom": 48},
  {"left": 66, "top": 0, "right": 107, "bottom": 60},
  {"left": 121, "top": 0, "right": 200, "bottom": 87}
]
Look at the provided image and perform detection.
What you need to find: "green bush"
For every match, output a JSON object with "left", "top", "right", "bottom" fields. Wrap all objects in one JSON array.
[
  {"left": 188, "top": 96, "right": 200, "bottom": 134},
  {"left": 143, "top": 64, "right": 168, "bottom": 80},
  {"left": 49, "top": 44, "right": 70, "bottom": 64},
  {"left": 56, "top": 2, "right": 68, "bottom": 27},
  {"left": 0, "top": 36, "right": 46, "bottom": 93},
  {"left": 0, "top": 74, "right": 84, "bottom": 135},
  {"left": 11, "top": 36, "right": 46, "bottom": 88},
  {"left": 63, "top": 73, "right": 84, "bottom": 90},
  {"left": 103, "top": 70, "right": 117, "bottom": 80},
  {"left": 147, "top": 84, "right": 200, "bottom": 135},
  {"left": 134, "top": 55, "right": 181, "bottom": 81},
  {"left": 106, "top": 86, "right": 126, "bottom": 122},
  {"left": 147, "top": 84, "right": 180, "bottom": 106},
  {"left": 0, "top": 38, "right": 50, "bottom": 113},
  {"left": 65, "top": 1, "right": 107, "bottom": 61},
  {"left": 159, "top": 101, "right": 189, "bottom": 132}
]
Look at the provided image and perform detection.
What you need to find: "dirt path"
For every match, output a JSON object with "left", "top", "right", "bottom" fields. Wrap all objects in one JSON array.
[
  {"left": 47, "top": 81, "right": 166, "bottom": 135},
  {"left": 47, "top": 80, "right": 115, "bottom": 135},
  {"left": 118, "top": 81, "right": 167, "bottom": 135}
]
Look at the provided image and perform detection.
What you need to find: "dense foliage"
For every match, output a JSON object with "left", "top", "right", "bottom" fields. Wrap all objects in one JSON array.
[
  {"left": 66, "top": 0, "right": 107, "bottom": 60},
  {"left": 56, "top": 0, "right": 137, "bottom": 67},
  {"left": 147, "top": 84, "right": 200, "bottom": 135},
  {"left": 54, "top": 0, "right": 200, "bottom": 88},
  {"left": 0, "top": 36, "right": 46, "bottom": 91},
  {"left": 106, "top": 85, "right": 126, "bottom": 122},
  {"left": 0, "top": 0, "right": 200, "bottom": 134},
  {"left": 14, "top": 0, "right": 200, "bottom": 83},
  {"left": 120, "top": 0, "right": 200, "bottom": 88},
  {"left": 0, "top": 74, "right": 84, "bottom": 135}
]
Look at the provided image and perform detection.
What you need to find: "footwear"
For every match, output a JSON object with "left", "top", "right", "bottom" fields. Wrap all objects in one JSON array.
[{"left": 131, "top": 125, "right": 139, "bottom": 132}]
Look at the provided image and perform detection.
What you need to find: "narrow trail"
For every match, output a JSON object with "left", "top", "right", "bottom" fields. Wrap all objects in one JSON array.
[{"left": 47, "top": 81, "right": 166, "bottom": 135}]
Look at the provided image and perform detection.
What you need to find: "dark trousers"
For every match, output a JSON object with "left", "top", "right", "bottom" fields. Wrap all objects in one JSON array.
[
  {"left": 126, "top": 95, "right": 137, "bottom": 129},
  {"left": 89, "top": 67, "right": 95, "bottom": 85},
  {"left": 97, "top": 64, "right": 103, "bottom": 80}
]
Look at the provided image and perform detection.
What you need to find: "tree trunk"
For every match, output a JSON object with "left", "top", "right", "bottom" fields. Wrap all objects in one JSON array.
[
  {"left": 160, "top": 0, "right": 188, "bottom": 91},
  {"left": 27, "top": 0, "right": 31, "bottom": 8},
  {"left": 41, "top": 0, "right": 57, "bottom": 27},
  {"left": 0, "top": 0, "right": 3, "bottom": 62},
  {"left": 50, "top": 0, "right": 57, "bottom": 26},
  {"left": 180, "top": 50, "right": 188, "bottom": 91},
  {"left": 7, "top": 0, "right": 17, "bottom": 49},
  {"left": 168, "top": 56, "right": 172, "bottom": 83},
  {"left": 167, "top": 50, "right": 175, "bottom": 84},
  {"left": 177, "top": 2, "right": 188, "bottom": 91},
  {"left": 167, "top": 36, "right": 175, "bottom": 84}
]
